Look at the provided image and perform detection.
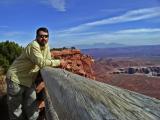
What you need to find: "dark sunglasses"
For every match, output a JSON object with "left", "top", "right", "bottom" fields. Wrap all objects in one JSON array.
[{"left": 39, "top": 35, "right": 49, "bottom": 38}]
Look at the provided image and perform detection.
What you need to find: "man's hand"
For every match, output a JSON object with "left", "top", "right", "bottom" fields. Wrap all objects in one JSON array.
[{"left": 60, "top": 59, "right": 68, "bottom": 68}]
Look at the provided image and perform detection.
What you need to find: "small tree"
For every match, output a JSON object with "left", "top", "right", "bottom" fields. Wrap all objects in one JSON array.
[
  {"left": 0, "top": 41, "right": 23, "bottom": 73},
  {"left": 71, "top": 46, "right": 76, "bottom": 49}
]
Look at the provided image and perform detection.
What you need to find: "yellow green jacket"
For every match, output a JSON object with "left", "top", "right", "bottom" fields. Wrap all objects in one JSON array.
[{"left": 6, "top": 40, "right": 60, "bottom": 87}]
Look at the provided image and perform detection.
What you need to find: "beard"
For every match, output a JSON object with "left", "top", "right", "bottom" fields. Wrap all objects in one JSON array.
[
  {"left": 37, "top": 39, "right": 47, "bottom": 47},
  {"left": 38, "top": 41, "right": 46, "bottom": 46}
]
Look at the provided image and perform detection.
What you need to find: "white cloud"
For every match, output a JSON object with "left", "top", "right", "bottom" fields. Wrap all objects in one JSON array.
[
  {"left": 100, "top": 8, "right": 125, "bottom": 13},
  {"left": 0, "top": 0, "right": 66, "bottom": 12},
  {"left": 87, "top": 7, "right": 160, "bottom": 26},
  {"left": 53, "top": 28, "right": 160, "bottom": 47},
  {"left": 49, "top": 0, "right": 66, "bottom": 12},
  {"left": 54, "top": 7, "right": 160, "bottom": 47},
  {"left": 53, "top": 6, "right": 160, "bottom": 47},
  {"left": 61, "top": 7, "right": 160, "bottom": 33},
  {"left": 115, "top": 28, "right": 160, "bottom": 34}
]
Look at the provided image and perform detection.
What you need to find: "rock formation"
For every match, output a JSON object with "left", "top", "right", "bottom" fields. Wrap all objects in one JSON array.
[
  {"left": 113, "top": 66, "right": 160, "bottom": 76},
  {"left": 51, "top": 49, "right": 95, "bottom": 79}
]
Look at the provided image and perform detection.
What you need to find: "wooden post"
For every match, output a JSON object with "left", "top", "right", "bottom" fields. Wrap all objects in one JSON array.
[{"left": 41, "top": 67, "right": 160, "bottom": 120}]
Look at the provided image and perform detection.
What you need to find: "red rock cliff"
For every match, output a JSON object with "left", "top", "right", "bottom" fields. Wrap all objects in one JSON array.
[{"left": 51, "top": 49, "right": 95, "bottom": 79}]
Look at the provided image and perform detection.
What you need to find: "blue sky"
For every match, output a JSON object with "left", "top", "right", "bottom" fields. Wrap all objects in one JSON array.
[{"left": 0, "top": 0, "right": 160, "bottom": 48}]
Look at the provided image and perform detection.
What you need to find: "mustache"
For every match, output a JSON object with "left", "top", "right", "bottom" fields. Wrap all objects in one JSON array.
[
  {"left": 37, "top": 40, "right": 47, "bottom": 46},
  {"left": 41, "top": 39, "right": 47, "bottom": 42}
]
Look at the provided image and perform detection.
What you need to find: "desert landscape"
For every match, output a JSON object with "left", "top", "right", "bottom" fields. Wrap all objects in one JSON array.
[
  {"left": 82, "top": 45, "right": 160, "bottom": 100},
  {"left": 92, "top": 57, "right": 160, "bottom": 99}
]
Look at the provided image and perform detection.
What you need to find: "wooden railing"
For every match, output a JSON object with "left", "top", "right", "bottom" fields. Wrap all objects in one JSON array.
[{"left": 41, "top": 67, "right": 160, "bottom": 120}]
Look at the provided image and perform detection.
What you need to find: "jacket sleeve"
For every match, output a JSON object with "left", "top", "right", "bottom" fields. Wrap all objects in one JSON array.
[{"left": 27, "top": 43, "right": 60, "bottom": 68}]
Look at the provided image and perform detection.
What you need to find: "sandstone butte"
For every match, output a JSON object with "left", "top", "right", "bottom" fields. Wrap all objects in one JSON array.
[{"left": 51, "top": 49, "right": 95, "bottom": 80}]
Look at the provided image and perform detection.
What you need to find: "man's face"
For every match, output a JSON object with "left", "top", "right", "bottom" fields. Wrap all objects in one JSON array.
[{"left": 37, "top": 31, "right": 49, "bottom": 47}]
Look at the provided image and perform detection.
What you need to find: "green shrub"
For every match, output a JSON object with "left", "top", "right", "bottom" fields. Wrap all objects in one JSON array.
[{"left": 0, "top": 41, "right": 23, "bottom": 73}]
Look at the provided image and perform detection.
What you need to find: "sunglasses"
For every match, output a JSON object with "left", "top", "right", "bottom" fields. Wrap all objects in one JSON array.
[{"left": 38, "top": 35, "right": 49, "bottom": 38}]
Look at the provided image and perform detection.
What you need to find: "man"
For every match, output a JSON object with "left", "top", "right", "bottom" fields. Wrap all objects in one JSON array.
[{"left": 6, "top": 27, "right": 66, "bottom": 120}]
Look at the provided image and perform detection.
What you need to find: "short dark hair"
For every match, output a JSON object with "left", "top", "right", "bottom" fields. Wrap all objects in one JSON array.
[{"left": 36, "top": 27, "right": 49, "bottom": 36}]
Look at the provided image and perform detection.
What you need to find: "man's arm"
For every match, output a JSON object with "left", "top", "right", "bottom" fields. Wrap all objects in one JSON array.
[{"left": 28, "top": 43, "right": 61, "bottom": 68}]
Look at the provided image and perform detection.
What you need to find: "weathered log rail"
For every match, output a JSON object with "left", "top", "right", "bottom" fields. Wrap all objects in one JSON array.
[{"left": 41, "top": 67, "right": 160, "bottom": 120}]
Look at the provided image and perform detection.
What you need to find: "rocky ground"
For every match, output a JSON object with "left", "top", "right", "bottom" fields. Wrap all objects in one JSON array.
[{"left": 93, "top": 58, "right": 160, "bottom": 99}]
